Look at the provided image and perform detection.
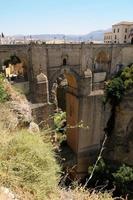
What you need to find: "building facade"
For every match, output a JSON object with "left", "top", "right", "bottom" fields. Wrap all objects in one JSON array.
[
  {"left": 104, "top": 21, "right": 133, "bottom": 44},
  {"left": 104, "top": 32, "right": 112, "bottom": 44}
]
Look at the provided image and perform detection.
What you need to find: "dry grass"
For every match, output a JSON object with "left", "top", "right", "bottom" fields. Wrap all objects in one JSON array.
[
  {"left": 0, "top": 130, "right": 60, "bottom": 200},
  {"left": 0, "top": 103, "right": 18, "bottom": 132},
  {"left": 59, "top": 187, "right": 114, "bottom": 200}
]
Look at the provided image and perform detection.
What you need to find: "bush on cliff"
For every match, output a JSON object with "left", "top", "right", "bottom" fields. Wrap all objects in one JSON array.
[
  {"left": 104, "top": 64, "right": 133, "bottom": 105},
  {"left": 113, "top": 164, "right": 133, "bottom": 194},
  {"left": 104, "top": 77, "right": 125, "bottom": 105}
]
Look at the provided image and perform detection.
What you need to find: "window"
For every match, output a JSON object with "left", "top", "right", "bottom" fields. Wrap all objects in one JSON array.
[
  {"left": 125, "top": 28, "right": 127, "bottom": 33},
  {"left": 118, "top": 28, "right": 119, "bottom": 33},
  {"left": 131, "top": 38, "right": 133, "bottom": 44},
  {"left": 63, "top": 58, "right": 67, "bottom": 66},
  {"left": 124, "top": 41, "right": 127, "bottom": 43},
  {"left": 124, "top": 35, "right": 127, "bottom": 40},
  {"left": 115, "top": 35, "right": 117, "bottom": 39},
  {"left": 114, "top": 29, "right": 115, "bottom": 33}
]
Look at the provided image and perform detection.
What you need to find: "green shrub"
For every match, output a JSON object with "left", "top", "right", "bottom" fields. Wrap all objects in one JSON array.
[
  {"left": 104, "top": 77, "right": 125, "bottom": 105},
  {"left": 54, "top": 111, "right": 66, "bottom": 130},
  {"left": 0, "top": 130, "right": 60, "bottom": 200},
  {"left": 54, "top": 111, "right": 67, "bottom": 143},
  {"left": 0, "top": 85, "right": 8, "bottom": 102},
  {"left": 0, "top": 74, "right": 9, "bottom": 102},
  {"left": 113, "top": 164, "right": 133, "bottom": 187},
  {"left": 104, "top": 65, "right": 133, "bottom": 105},
  {"left": 88, "top": 159, "right": 112, "bottom": 185},
  {"left": 121, "top": 65, "right": 133, "bottom": 89}
]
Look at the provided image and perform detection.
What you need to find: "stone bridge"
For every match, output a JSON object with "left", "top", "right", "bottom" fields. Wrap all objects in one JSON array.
[{"left": 0, "top": 43, "right": 133, "bottom": 175}]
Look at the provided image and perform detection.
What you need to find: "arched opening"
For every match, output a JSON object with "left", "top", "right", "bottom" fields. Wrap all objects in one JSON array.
[
  {"left": 63, "top": 58, "right": 67, "bottom": 66},
  {"left": 95, "top": 51, "right": 110, "bottom": 72},
  {"left": 51, "top": 70, "right": 79, "bottom": 153},
  {"left": 56, "top": 74, "right": 68, "bottom": 111},
  {"left": 131, "top": 37, "right": 133, "bottom": 44},
  {"left": 2, "top": 55, "right": 28, "bottom": 82}
]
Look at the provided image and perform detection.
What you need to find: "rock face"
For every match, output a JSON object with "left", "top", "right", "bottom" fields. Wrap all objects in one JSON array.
[
  {"left": 9, "top": 99, "right": 32, "bottom": 127},
  {"left": 28, "top": 121, "right": 40, "bottom": 133},
  {"left": 104, "top": 89, "right": 133, "bottom": 166},
  {"left": 0, "top": 187, "right": 19, "bottom": 200},
  {"left": 0, "top": 80, "right": 32, "bottom": 131}
]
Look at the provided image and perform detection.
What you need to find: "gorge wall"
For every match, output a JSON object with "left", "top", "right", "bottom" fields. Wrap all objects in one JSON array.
[{"left": 104, "top": 89, "right": 133, "bottom": 166}]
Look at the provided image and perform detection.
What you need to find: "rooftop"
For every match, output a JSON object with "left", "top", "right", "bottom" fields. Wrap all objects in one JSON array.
[{"left": 113, "top": 21, "right": 133, "bottom": 26}]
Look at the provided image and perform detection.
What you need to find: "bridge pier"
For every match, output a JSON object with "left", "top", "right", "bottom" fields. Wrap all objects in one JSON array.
[{"left": 66, "top": 69, "right": 104, "bottom": 176}]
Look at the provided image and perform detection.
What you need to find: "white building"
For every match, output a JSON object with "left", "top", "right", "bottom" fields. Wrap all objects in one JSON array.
[
  {"left": 104, "top": 21, "right": 133, "bottom": 44},
  {"left": 104, "top": 32, "right": 112, "bottom": 44}
]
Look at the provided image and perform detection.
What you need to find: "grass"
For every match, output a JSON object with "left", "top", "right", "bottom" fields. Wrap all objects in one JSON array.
[
  {"left": 60, "top": 187, "right": 114, "bottom": 200},
  {"left": 0, "top": 130, "right": 60, "bottom": 200},
  {"left": 0, "top": 129, "right": 115, "bottom": 200}
]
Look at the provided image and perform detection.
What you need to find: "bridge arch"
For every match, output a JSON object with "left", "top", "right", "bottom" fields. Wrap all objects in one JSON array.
[
  {"left": 49, "top": 66, "right": 80, "bottom": 152},
  {"left": 2, "top": 54, "right": 28, "bottom": 82},
  {"left": 49, "top": 66, "right": 80, "bottom": 93},
  {"left": 94, "top": 51, "right": 111, "bottom": 73}
]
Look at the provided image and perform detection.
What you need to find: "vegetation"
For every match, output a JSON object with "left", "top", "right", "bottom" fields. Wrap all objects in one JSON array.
[
  {"left": 54, "top": 111, "right": 67, "bottom": 143},
  {"left": 113, "top": 164, "right": 133, "bottom": 194},
  {"left": 121, "top": 65, "right": 133, "bottom": 89},
  {"left": 0, "top": 130, "right": 60, "bottom": 200},
  {"left": 88, "top": 159, "right": 113, "bottom": 187},
  {"left": 88, "top": 159, "right": 133, "bottom": 199},
  {"left": 60, "top": 187, "right": 114, "bottom": 200},
  {"left": 104, "top": 64, "right": 133, "bottom": 105},
  {"left": 104, "top": 77, "right": 125, "bottom": 105},
  {"left": 0, "top": 128, "right": 115, "bottom": 200},
  {"left": 54, "top": 110, "right": 66, "bottom": 132},
  {"left": 0, "top": 74, "right": 9, "bottom": 102}
]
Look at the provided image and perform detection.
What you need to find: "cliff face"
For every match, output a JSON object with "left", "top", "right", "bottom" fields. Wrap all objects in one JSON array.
[
  {"left": 0, "top": 80, "right": 32, "bottom": 132},
  {"left": 105, "top": 89, "right": 133, "bottom": 166}
]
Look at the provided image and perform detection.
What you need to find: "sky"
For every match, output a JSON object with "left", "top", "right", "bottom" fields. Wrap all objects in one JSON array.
[{"left": 0, "top": 0, "right": 133, "bottom": 35}]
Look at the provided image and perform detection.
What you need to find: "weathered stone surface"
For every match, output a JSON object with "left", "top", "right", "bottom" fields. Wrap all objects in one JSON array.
[
  {"left": 9, "top": 100, "right": 32, "bottom": 126},
  {"left": 33, "top": 73, "right": 50, "bottom": 103},
  {"left": 104, "top": 89, "right": 133, "bottom": 166},
  {"left": 0, "top": 187, "right": 19, "bottom": 200},
  {"left": 37, "top": 72, "right": 47, "bottom": 83},
  {"left": 28, "top": 121, "right": 40, "bottom": 133},
  {"left": 0, "top": 103, "right": 19, "bottom": 131},
  {"left": 31, "top": 102, "right": 54, "bottom": 128},
  {"left": 0, "top": 81, "right": 32, "bottom": 131}
]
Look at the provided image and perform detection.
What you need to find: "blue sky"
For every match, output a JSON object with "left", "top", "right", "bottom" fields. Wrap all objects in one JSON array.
[{"left": 1, "top": 0, "right": 133, "bottom": 35}]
